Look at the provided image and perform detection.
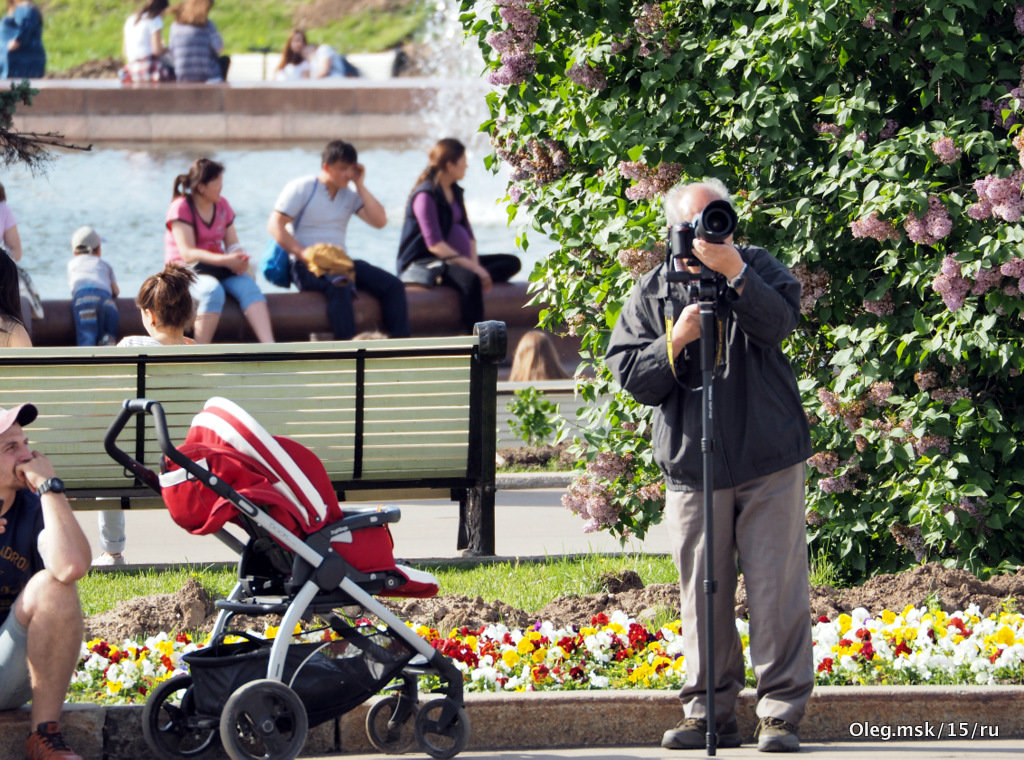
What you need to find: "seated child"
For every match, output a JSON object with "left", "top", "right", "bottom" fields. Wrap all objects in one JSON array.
[{"left": 67, "top": 226, "right": 120, "bottom": 346}]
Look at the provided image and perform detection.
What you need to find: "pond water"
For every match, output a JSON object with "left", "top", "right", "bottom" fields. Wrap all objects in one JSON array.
[{"left": 5, "top": 143, "right": 554, "bottom": 300}]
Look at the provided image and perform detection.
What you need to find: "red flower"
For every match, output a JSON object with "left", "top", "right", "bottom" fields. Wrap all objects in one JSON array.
[
  {"left": 858, "top": 642, "right": 875, "bottom": 661},
  {"left": 557, "top": 635, "right": 579, "bottom": 654},
  {"left": 855, "top": 628, "right": 871, "bottom": 641},
  {"left": 893, "top": 641, "right": 912, "bottom": 658},
  {"left": 592, "top": 612, "right": 610, "bottom": 626},
  {"left": 817, "top": 657, "right": 834, "bottom": 673},
  {"left": 817, "top": 615, "right": 831, "bottom": 623},
  {"left": 628, "top": 623, "right": 652, "bottom": 648},
  {"left": 532, "top": 664, "right": 550, "bottom": 683}
]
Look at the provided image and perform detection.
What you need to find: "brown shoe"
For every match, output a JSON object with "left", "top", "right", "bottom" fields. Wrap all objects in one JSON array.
[{"left": 25, "top": 722, "right": 83, "bottom": 760}]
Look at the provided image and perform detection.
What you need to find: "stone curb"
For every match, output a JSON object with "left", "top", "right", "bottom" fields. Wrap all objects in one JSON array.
[
  {"left": 2, "top": 686, "right": 1020, "bottom": 759},
  {"left": 496, "top": 471, "right": 574, "bottom": 489}
]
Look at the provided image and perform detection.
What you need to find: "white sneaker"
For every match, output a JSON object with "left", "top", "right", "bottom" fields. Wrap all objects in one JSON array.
[{"left": 92, "top": 552, "right": 126, "bottom": 567}]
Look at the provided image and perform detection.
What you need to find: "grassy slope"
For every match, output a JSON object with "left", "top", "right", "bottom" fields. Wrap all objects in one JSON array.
[
  {"left": 43, "top": 0, "right": 430, "bottom": 74},
  {"left": 77, "top": 555, "right": 681, "bottom": 617}
]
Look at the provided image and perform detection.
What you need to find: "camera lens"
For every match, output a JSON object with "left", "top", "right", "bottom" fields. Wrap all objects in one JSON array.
[{"left": 693, "top": 199, "right": 737, "bottom": 243}]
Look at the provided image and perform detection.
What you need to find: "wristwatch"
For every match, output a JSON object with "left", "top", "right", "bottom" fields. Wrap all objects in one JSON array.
[
  {"left": 727, "top": 263, "right": 748, "bottom": 291},
  {"left": 37, "top": 477, "right": 65, "bottom": 496}
]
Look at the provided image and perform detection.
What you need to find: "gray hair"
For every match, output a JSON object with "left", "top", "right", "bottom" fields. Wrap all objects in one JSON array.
[{"left": 664, "top": 178, "right": 732, "bottom": 224}]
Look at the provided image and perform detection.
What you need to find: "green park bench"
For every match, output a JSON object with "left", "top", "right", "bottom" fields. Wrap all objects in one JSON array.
[{"left": 0, "top": 323, "right": 507, "bottom": 555}]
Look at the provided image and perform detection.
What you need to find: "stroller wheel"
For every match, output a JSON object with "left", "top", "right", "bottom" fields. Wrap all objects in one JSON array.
[
  {"left": 219, "top": 679, "right": 308, "bottom": 760},
  {"left": 413, "top": 697, "right": 471, "bottom": 760},
  {"left": 142, "top": 674, "right": 219, "bottom": 760},
  {"left": 366, "top": 694, "right": 418, "bottom": 754}
]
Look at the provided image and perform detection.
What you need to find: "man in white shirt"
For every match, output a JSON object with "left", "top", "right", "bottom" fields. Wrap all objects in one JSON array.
[{"left": 267, "top": 140, "right": 409, "bottom": 339}]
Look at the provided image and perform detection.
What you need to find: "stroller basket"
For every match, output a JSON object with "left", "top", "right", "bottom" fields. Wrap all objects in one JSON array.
[{"left": 184, "top": 626, "right": 415, "bottom": 727}]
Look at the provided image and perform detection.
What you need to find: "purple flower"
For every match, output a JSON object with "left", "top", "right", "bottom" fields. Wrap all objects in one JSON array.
[
  {"left": 931, "top": 137, "right": 962, "bottom": 164},
  {"left": 567, "top": 62, "right": 607, "bottom": 92},
  {"left": 617, "top": 247, "right": 662, "bottom": 277},
  {"left": 850, "top": 212, "right": 900, "bottom": 242}
]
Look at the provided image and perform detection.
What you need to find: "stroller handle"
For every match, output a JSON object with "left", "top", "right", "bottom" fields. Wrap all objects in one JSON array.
[{"left": 104, "top": 397, "right": 200, "bottom": 494}]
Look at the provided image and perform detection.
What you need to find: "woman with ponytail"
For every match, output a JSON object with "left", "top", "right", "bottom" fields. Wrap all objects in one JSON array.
[
  {"left": 164, "top": 157, "right": 274, "bottom": 343},
  {"left": 396, "top": 138, "right": 520, "bottom": 333}
]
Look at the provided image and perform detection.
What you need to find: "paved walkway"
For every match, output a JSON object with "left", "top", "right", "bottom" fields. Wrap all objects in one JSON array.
[
  {"left": 77, "top": 486, "right": 671, "bottom": 566},
  {"left": 301, "top": 740, "right": 1024, "bottom": 759}
]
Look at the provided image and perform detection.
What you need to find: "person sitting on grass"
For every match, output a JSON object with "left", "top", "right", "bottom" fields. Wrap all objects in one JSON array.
[{"left": 0, "top": 402, "right": 91, "bottom": 760}]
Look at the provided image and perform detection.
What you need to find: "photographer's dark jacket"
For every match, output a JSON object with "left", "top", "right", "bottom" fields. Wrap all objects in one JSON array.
[{"left": 606, "top": 244, "right": 811, "bottom": 491}]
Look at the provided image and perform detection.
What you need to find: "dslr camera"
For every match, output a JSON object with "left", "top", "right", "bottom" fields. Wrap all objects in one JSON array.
[{"left": 665, "top": 199, "right": 738, "bottom": 291}]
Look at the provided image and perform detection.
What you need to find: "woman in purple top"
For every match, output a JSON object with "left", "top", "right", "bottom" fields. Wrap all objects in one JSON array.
[{"left": 396, "top": 138, "right": 519, "bottom": 332}]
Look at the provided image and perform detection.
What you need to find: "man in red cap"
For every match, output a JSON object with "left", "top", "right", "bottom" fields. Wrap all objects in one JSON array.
[{"left": 0, "top": 403, "right": 90, "bottom": 760}]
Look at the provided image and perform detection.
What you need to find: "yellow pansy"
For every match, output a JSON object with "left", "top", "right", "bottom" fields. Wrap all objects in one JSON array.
[
  {"left": 995, "top": 626, "right": 1016, "bottom": 647},
  {"left": 838, "top": 614, "right": 852, "bottom": 635},
  {"left": 517, "top": 638, "right": 535, "bottom": 654},
  {"left": 881, "top": 610, "right": 897, "bottom": 625},
  {"left": 502, "top": 649, "right": 521, "bottom": 668}
]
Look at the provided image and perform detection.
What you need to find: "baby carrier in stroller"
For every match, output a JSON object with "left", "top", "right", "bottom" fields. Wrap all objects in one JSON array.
[{"left": 105, "top": 397, "right": 471, "bottom": 760}]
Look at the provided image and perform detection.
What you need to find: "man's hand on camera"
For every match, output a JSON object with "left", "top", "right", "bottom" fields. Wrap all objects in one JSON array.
[{"left": 692, "top": 239, "right": 745, "bottom": 281}]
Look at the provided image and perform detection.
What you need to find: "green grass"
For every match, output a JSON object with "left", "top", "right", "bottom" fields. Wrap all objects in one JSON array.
[
  {"left": 78, "top": 554, "right": 679, "bottom": 617},
  {"left": 43, "top": 0, "right": 431, "bottom": 74}
]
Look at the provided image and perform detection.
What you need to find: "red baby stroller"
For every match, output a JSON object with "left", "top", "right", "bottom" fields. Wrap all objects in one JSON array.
[{"left": 104, "top": 397, "right": 470, "bottom": 760}]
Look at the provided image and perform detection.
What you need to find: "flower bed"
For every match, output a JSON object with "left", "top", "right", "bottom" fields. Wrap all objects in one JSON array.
[{"left": 69, "top": 604, "right": 1024, "bottom": 705}]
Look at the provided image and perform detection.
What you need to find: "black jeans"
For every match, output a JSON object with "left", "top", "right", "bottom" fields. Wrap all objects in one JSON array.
[
  {"left": 409, "top": 253, "right": 520, "bottom": 333},
  {"left": 292, "top": 258, "right": 410, "bottom": 339}
]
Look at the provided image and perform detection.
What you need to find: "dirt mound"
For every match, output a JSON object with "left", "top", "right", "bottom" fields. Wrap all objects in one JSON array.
[
  {"left": 84, "top": 563, "right": 1024, "bottom": 643},
  {"left": 84, "top": 577, "right": 214, "bottom": 642},
  {"left": 47, "top": 56, "right": 121, "bottom": 79}
]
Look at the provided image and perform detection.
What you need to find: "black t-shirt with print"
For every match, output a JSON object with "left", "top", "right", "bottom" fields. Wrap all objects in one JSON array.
[{"left": 0, "top": 490, "right": 44, "bottom": 626}]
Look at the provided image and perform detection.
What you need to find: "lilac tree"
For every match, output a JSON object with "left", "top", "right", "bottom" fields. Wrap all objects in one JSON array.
[{"left": 464, "top": 0, "right": 1024, "bottom": 581}]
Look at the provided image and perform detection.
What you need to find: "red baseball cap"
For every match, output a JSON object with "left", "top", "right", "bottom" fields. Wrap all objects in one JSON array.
[{"left": 0, "top": 403, "right": 37, "bottom": 436}]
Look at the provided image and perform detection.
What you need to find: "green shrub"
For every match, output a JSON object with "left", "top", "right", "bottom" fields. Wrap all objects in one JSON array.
[
  {"left": 462, "top": 0, "right": 1024, "bottom": 581},
  {"left": 507, "top": 387, "right": 562, "bottom": 445}
]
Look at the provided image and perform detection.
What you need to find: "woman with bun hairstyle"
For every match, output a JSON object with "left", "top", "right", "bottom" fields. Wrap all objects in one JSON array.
[
  {"left": 396, "top": 137, "right": 520, "bottom": 333},
  {"left": 117, "top": 263, "right": 197, "bottom": 347},
  {"left": 95, "top": 264, "right": 199, "bottom": 566},
  {"left": 164, "top": 157, "right": 274, "bottom": 344}
]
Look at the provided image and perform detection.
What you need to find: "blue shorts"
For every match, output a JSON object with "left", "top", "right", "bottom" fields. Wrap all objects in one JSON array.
[
  {"left": 191, "top": 273, "right": 266, "bottom": 315},
  {"left": 0, "top": 611, "right": 32, "bottom": 710}
]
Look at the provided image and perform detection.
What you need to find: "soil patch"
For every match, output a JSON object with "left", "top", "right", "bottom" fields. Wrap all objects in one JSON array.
[
  {"left": 496, "top": 441, "right": 575, "bottom": 471},
  {"left": 85, "top": 563, "right": 1024, "bottom": 643}
]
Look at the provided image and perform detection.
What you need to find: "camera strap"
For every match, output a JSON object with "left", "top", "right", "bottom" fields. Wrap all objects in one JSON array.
[{"left": 664, "top": 300, "right": 679, "bottom": 379}]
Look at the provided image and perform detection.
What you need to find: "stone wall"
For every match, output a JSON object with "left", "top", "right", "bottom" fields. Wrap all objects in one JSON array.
[{"left": 12, "top": 79, "right": 480, "bottom": 143}]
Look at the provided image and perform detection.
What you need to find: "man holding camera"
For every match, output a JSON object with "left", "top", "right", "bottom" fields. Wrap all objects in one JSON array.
[{"left": 605, "top": 179, "right": 812, "bottom": 752}]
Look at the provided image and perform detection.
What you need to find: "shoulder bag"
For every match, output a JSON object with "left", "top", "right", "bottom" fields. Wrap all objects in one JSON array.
[{"left": 260, "top": 179, "right": 318, "bottom": 288}]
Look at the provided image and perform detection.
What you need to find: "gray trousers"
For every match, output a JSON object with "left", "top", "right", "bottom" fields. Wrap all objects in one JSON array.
[{"left": 664, "top": 462, "right": 813, "bottom": 726}]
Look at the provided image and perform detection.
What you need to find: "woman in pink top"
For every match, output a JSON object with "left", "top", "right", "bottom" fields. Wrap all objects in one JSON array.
[{"left": 164, "top": 157, "right": 273, "bottom": 343}]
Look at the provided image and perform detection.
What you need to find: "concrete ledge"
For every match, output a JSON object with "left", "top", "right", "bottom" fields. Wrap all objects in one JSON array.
[
  {"left": 3, "top": 687, "right": 1020, "bottom": 758},
  {"left": 497, "top": 471, "right": 574, "bottom": 489},
  {"left": 11, "top": 78, "right": 484, "bottom": 142}
]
